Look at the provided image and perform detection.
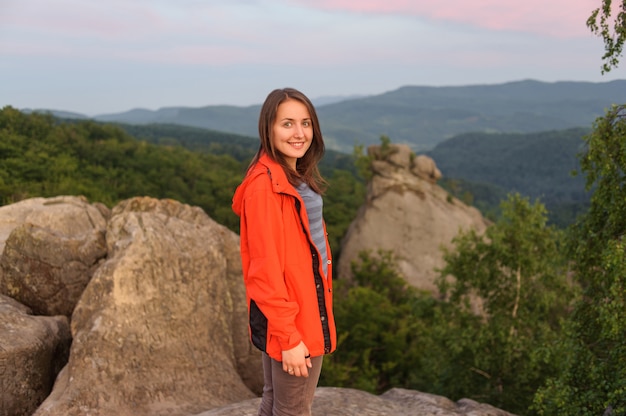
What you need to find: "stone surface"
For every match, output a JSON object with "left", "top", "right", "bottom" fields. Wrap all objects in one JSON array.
[
  {"left": 338, "top": 144, "right": 489, "bottom": 294},
  {"left": 0, "top": 294, "right": 71, "bottom": 416},
  {"left": 0, "top": 195, "right": 515, "bottom": 416},
  {"left": 0, "top": 196, "right": 109, "bottom": 316},
  {"left": 196, "top": 387, "right": 518, "bottom": 416},
  {"left": 413, "top": 154, "right": 442, "bottom": 184},
  {"left": 33, "top": 197, "right": 261, "bottom": 416}
]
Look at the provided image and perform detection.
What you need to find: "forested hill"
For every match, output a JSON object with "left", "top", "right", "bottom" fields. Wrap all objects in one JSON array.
[
  {"left": 115, "top": 121, "right": 592, "bottom": 228},
  {"left": 426, "top": 127, "right": 591, "bottom": 226},
  {"left": 0, "top": 105, "right": 593, "bottom": 230},
  {"left": 113, "top": 122, "right": 359, "bottom": 175},
  {"left": 85, "top": 79, "right": 625, "bottom": 152},
  {"left": 0, "top": 107, "right": 365, "bottom": 253}
]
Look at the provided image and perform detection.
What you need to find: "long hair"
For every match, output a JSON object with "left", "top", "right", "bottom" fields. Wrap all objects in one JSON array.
[{"left": 248, "top": 87, "right": 326, "bottom": 194}]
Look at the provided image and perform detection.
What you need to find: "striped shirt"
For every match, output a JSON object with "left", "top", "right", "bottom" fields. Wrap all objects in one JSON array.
[{"left": 296, "top": 182, "right": 329, "bottom": 278}]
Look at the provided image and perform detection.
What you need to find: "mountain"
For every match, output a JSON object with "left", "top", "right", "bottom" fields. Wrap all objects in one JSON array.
[
  {"left": 311, "top": 94, "right": 367, "bottom": 106},
  {"left": 111, "top": 120, "right": 592, "bottom": 227},
  {"left": 84, "top": 79, "right": 624, "bottom": 152},
  {"left": 426, "top": 127, "right": 591, "bottom": 226},
  {"left": 317, "top": 79, "right": 624, "bottom": 152},
  {"left": 23, "top": 109, "right": 89, "bottom": 119},
  {"left": 96, "top": 105, "right": 261, "bottom": 138}
]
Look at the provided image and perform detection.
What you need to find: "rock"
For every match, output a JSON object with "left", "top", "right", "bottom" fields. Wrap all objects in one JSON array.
[
  {"left": 413, "top": 154, "right": 442, "bottom": 183},
  {"left": 33, "top": 197, "right": 261, "bottom": 416},
  {"left": 339, "top": 144, "right": 489, "bottom": 294},
  {"left": 381, "top": 388, "right": 517, "bottom": 415},
  {"left": 195, "top": 387, "right": 518, "bottom": 416},
  {"left": 0, "top": 196, "right": 109, "bottom": 254},
  {"left": 0, "top": 196, "right": 109, "bottom": 317},
  {"left": 0, "top": 194, "right": 514, "bottom": 416},
  {"left": 0, "top": 294, "right": 71, "bottom": 416}
]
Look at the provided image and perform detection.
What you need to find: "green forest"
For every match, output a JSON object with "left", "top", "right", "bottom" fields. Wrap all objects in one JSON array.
[
  {"left": 427, "top": 128, "right": 592, "bottom": 227},
  {"left": 0, "top": 106, "right": 365, "bottom": 257},
  {"left": 1, "top": 104, "right": 625, "bottom": 415},
  {"left": 322, "top": 106, "right": 626, "bottom": 415}
]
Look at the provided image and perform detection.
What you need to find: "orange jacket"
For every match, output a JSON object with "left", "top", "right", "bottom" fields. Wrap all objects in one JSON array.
[{"left": 232, "top": 153, "right": 336, "bottom": 362}]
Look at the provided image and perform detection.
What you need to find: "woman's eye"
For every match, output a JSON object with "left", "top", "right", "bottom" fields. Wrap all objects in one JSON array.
[
  {"left": 303, "top": 121, "right": 311, "bottom": 127},
  {"left": 283, "top": 122, "right": 292, "bottom": 127}
]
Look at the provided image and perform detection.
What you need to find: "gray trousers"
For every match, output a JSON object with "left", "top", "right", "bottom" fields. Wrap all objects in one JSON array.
[{"left": 257, "top": 352, "right": 324, "bottom": 416}]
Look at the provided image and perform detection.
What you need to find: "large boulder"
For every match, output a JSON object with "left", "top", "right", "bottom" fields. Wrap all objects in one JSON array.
[
  {"left": 0, "top": 196, "right": 109, "bottom": 316},
  {"left": 33, "top": 197, "right": 261, "bottom": 416},
  {"left": 196, "top": 387, "right": 518, "bottom": 416},
  {"left": 0, "top": 294, "right": 71, "bottom": 416},
  {"left": 338, "top": 144, "right": 489, "bottom": 294},
  {"left": 0, "top": 193, "right": 516, "bottom": 415}
]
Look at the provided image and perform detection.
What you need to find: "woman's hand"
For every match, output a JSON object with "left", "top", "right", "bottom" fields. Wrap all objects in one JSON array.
[{"left": 282, "top": 341, "right": 312, "bottom": 377}]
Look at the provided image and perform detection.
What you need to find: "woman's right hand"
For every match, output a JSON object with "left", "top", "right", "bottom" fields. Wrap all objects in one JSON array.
[{"left": 281, "top": 341, "right": 312, "bottom": 377}]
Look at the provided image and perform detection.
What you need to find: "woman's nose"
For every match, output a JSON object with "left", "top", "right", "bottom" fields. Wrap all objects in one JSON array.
[{"left": 294, "top": 124, "right": 305, "bottom": 138}]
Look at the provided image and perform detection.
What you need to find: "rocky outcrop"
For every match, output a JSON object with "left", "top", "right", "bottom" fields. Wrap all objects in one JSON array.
[
  {"left": 0, "top": 294, "right": 71, "bottom": 416},
  {"left": 0, "top": 195, "right": 514, "bottom": 416},
  {"left": 33, "top": 197, "right": 261, "bottom": 416},
  {"left": 0, "top": 196, "right": 109, "bottom": 317},
  {"left": 338, "top": 144, "right": 489, "bottom": 294},
  {"left": 197, "top": 387, "right": 517, "bottom": 416}
]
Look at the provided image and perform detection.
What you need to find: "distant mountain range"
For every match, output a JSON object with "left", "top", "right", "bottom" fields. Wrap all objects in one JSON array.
[
  {"left": 36, "top": 79, "right": 625, "bottom": 152},
  {"left": 426, "top": 127, "right": 591, "bottom": 226}
]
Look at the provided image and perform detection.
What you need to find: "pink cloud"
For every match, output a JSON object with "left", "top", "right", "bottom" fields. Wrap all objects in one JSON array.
[
  {"left": 0, "top": 1, "right": 169, "bottom": 40},
  {"left": 1, "top": 1, "right": 265, "bottom": 46},
  {"left": 287, "top": 0, "right": 600, "bottom": 38}
]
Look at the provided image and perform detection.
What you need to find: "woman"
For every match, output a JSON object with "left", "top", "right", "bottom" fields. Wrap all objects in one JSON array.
[{"left": 232, "top": 87, "right": 336, "bottom": 415}]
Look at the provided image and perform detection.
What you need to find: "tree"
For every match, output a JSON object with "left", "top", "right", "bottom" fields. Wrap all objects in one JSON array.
[
  {"left": 319, "top": 250, "right": 437, "bottom": 394},
  {"left": 323, "top": 169, "right": 366, "bottom": 258},
  {"left": 533, "top": 104, "right": 626, "bottom": 415},
  {"left": 434, "top": 193, "right": 575, "bottom": 413},
  {"left": 321, "top": 194, "right": 575, "bottom": 414},
  {"left": 587, "top": 0, "right": 626, "bottom": 73}
]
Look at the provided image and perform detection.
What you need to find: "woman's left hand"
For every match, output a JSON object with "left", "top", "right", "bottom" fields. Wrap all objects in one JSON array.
[{"left": 282, "top": 341, "right": 312, "bottom": 377}]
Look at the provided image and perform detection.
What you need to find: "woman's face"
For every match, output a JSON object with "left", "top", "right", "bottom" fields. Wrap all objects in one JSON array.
[{"left": 271, "top": 99, "right": 313, "bottom": 170}]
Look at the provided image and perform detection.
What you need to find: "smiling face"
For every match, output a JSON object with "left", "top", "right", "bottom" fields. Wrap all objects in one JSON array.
[{"left": 271, "top": 99, "right": 313, "bottom": 170}]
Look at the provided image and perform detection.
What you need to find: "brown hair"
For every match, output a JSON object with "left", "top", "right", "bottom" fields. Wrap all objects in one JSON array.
[{"left": 249, "top": 87, "right": 326, "bottom": 194}]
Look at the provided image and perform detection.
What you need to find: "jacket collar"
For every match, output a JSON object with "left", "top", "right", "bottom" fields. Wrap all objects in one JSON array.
[
  {"left": 232, "top": 152, "right": 301, "bottom": 218},
  {"left": 256, "top": 153, "right": 298, "bottom": 197}
]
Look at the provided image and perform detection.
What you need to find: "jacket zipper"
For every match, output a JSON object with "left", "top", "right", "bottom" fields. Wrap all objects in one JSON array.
[{"left": 295, "top": 198, "right": 332, "bottom": 354}]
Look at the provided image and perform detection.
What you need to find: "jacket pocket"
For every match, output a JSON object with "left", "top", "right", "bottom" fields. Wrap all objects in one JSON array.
[{"left": 249, "top": 300, "right": 268, "bottom": 352}]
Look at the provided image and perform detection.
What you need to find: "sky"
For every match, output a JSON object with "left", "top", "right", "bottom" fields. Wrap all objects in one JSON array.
[{"left": 1, "top": 0, "right": 623, "bottom": 116}]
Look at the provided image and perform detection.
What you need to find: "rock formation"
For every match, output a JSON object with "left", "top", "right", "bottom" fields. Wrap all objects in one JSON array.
[
  {"left": 197, "top": 387, "right": 516, "bottom": 416},
  {"left": 33, "top": 197, "right": 260, "bottom": 416},
  {"left": 0, "top": 195, "right": 515, "bottom": 416},
  {"left": 0, "top": 294, "right": 71, "bottom": 416},
  {"left": 0, "top": 196, "right": 109, "bottom": 317},
  {"left": 338, "top": 144, "right": 489, "bottom": 294}
]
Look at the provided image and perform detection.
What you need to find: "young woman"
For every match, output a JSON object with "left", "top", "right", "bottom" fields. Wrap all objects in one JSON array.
[{"left": 232, "top": 88, "right": 336, "bottom": 415}]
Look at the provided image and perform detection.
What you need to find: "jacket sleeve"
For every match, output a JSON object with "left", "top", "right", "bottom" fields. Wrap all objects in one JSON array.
[{"left": 241, "top": 186, "right": 302, "bottom": 352}]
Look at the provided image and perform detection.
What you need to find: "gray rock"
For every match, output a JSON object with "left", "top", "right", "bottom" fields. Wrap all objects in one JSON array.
[
  {"left": 413, "top": 154, "right": 442, "bottom": 184},
  {"left": 0, "top": 196, "right": 109, "bottom": 254},
  {"left": 0, "top": 294, "right": 71, "bottom": 416},
  {"left": 195, "top": 387, "right": 518, "bottom": 416},
  {"left": 33, "top": 197, "right": 261, "bottom": 416},
  {"left": 0, "top": 196, "right": 109, "bottom": 316},
  {"left": 339, "top": 144, "right": 489, "bottom": 294},
  {"left": 381, "top": 388, "right": 516, "bottom": 415},
  {"left": 0, "top": 195, "right": 514, "bottom": 416}
]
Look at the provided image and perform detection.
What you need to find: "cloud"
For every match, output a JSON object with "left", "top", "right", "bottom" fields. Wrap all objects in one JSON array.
[
  {"left": 0, "top": 0, "right": 439, "bottom": 66},
  {"left": 0, "top": 0, "right": 277, "bottom": 64},
  {"left": 285, "top": 0, "right": 600, "bottom": 38},
  {"left": 1, "top": 0, "right": 619, "bottom": 116}
]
